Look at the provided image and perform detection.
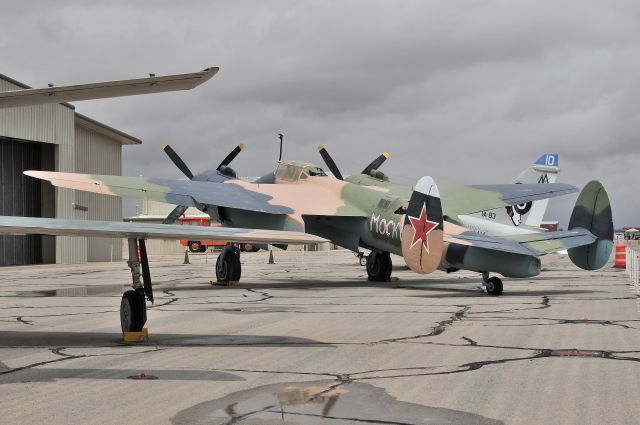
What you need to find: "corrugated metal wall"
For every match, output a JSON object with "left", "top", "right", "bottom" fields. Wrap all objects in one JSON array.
[
  {"left": 54, "top": 106, "right": 85, "bottom": 264},
  {"left": 0, "top": 77, "right": 84, "bottom": 264},
  {"left": 0, "top": 74, "right": 127, "bottom": 264},
  {"left": 74, "top": 125, "right": 122, "bottom": 261},
  {"left": 0, "top": 80, "right": 69, "bottom": 147}
]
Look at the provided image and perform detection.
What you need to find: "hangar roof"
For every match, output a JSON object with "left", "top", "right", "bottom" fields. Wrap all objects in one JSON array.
[{"left": 0, "top": 72, "right": 142, "bottom": 145}]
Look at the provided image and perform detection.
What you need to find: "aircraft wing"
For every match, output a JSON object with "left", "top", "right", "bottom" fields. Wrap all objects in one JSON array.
[
  {"left": 446, "top": 228, "right": 596, "bottom": 257},
  {"left": 25, "top": 171, "right": 294, "bottom": 215},
  {"left": 0, "top": 67, "right": 218, "bottom": 109},
  {"left": 0, "top": 216, "right": 326, "bottom": 244},
  {"left": 440, "top": 183, "right": 578, "bottom": 219}
]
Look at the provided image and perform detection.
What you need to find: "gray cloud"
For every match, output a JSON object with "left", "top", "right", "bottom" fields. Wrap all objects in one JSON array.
[{"left": 1, "top": 0, "right": 639, "bottom": 226}]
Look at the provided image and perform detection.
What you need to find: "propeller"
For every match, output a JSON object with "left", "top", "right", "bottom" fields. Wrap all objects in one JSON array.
[
  {"left": 217, "top": 144, "right": 243, "bottom": 170},
  {"left": 162, "top": 144, "right": 194, "bottom": 180},
  {"left": 160, "top": 143, "right": 244, "bottom": 224},
  {"left": 317, "top": 145, "right": 389, "bottom": 180},
  {"left": 317, "top": 145, "right": 344, "bottom": 180},
  {"left": 361, "top": 152, "right": 390, "bottom": 175},
  {"left": 161, "top": 205, "right": 189, "bottom": 225}
]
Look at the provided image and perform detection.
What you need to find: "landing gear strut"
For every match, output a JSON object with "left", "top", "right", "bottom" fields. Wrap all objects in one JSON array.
[
  {"left": 482, "top": 272, "right": 503, "bottom": 296},
  {"left": 366, "top": 251, "right": 392, "bottom": 282},
  {"left": 216, "top": 243, "right": 242, "bottom": 283},
  {"left": 121, "top": 238, "right": 153, "bottom": 333}
]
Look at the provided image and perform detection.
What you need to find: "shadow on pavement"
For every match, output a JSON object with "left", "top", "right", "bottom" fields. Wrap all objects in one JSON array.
[{"left": 0, "top": 331, "right": 334, "bottom": 348}]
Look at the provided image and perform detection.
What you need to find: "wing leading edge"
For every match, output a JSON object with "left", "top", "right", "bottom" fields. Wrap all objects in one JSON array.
[
  {"left": 24, "top": 171, "right": 293, "bottom": 215},
  {"left": 0, "top": 216, "right": 326, "bottom": 245},
  {"left": 0, "top": 67, "right": 218, "bottom": 109}
]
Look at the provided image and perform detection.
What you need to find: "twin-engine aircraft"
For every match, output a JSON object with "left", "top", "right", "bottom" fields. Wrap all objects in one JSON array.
[{"left": 0, "top": 67, "right": 613, "bottom": 334}]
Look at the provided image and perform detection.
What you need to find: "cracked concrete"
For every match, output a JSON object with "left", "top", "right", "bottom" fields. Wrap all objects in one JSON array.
[{"left": 0, "top": 250, "right": 638, "bottom": 424}]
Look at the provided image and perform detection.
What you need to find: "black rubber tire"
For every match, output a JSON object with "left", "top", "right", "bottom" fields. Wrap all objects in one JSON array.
[
  {"left": 199, "top": 245, "right": 207, "bottom": 253},
  {"left": 188, "top": 241, "right": 203, "bottom": 253},
  {"left": 486, "top": 276, "right": 504, "bottom": 296},
  {"left": 120, "top": 290, "right": 146, "bottom": 333},
  {"left": 366, "top": 252, "right": 392, "bottom": 282},
  {"left": 231, "top": 253, "right": 242, "bottom": 281},
  {"left": 216, "top": 252, "right": 241, "bottom": 282}
]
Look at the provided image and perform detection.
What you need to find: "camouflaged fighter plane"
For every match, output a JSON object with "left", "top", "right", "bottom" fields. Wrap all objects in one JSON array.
[
  {"left": 0, "top": 142, "right": 614, "bottom": 333},
  {"left": 0, "top": 67, "right": 613, "bottom": 334}
]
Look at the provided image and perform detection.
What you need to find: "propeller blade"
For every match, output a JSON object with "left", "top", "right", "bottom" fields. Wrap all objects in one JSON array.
[
  {"left": 162, "top": 144, "right": 194, "bottom": 180},
  {"left": 217, "top": 144, "right": 244, "bottom": 171},
  {"left": 162, "top": 205, "right": 189, "bottom": 225},
  {"left": 361, "top": 152, "right": 390, "bottom": 175},
  {"left": 317, "top": 145, "right": 344, "bottom": 180}
]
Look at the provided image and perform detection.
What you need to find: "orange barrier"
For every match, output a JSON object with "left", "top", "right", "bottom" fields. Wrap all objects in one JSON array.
[{"left": 614, "top": 241, "right": 626, "bottom": 268}]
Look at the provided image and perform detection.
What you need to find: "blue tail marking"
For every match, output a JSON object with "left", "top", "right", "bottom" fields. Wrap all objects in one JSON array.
[{"left": 534, "top": 153, "right": 559, "bottom": 167}]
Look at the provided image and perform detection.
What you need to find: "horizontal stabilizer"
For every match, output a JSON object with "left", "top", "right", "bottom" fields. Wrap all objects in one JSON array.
[
  {"left": 0, "top": 216, "right": 326, "bottom": 245},
  {"left": 0, "top": 67, "right": 218, "bottom": 108},
  {"left": 443, "top": 183, "right": 578, "bottom": 219}
]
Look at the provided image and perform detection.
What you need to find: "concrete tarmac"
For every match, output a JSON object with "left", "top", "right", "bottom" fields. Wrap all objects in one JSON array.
[{"left": 0, "top": 250, "right": 638, "bottom": 424}]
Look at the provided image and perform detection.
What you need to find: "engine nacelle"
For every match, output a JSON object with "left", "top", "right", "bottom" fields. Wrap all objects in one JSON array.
[{"left": 444, "top": 243, "right": 541, "bottom": 278}]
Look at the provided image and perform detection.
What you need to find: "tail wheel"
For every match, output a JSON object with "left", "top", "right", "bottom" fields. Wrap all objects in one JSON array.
[
  {"left": 486, "top": 276, "right": 503, "bottom": 296},
  {"left": 120, "top": 290, "right": 146, "bottom": 333},
  {"left": 366, "top": 252, "right": 392, "bottom": 282},
  {"left": 189, "top": 241, "right": 203, "bottom": 253}
]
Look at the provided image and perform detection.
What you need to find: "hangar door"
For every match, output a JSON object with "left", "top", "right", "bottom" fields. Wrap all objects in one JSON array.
[{"left": 0, "top": 138, "right": 46, "bottom": 266}]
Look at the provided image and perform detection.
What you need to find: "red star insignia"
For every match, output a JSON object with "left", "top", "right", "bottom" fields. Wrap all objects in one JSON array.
[{"left": 408, "top": 203, "right": 439, "bottom": 252}]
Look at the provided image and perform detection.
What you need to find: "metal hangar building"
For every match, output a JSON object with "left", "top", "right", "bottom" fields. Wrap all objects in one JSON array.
[{"left": 0, "top": 73, "right": 141, "bottom": 266}]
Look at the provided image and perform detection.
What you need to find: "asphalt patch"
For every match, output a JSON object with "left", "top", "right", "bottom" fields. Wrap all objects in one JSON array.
[{"left": 171, "top": 380, "right": 502, "bottom": 425}]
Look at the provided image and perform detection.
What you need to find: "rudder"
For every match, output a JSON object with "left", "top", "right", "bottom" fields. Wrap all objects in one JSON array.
[
  {"left": 401, "top": 176, "right": 444, "bottom": 274},
  {"left": 568, "top": 180, "right": 614, "bottom": 270}
]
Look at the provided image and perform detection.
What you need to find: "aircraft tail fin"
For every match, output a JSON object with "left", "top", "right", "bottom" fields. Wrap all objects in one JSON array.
[
  {"left": 514, "top": 153, "right": 560, "bottom": 227},
  {"left": 568, "top": 180, "right": 614, "bottom": 270},
  {"left": 465, "top": 153, "right": 560, "bottom": 228},
  {"left": 401, "top": 176, "right": 443, "bottom": 274}
]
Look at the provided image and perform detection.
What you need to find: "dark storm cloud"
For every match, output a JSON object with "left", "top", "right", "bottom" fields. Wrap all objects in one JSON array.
[{"left": 1, "top": 0, "right": 639, "bottom": 225}]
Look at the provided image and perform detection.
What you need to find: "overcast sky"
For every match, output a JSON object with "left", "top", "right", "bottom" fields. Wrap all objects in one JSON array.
[{"left": 1, "top": 1, "right": 638, "bottom": 227}]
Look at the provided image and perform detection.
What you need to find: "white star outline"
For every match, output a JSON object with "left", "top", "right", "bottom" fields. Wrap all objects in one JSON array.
[{"left": 408, "top": 202, "right": 440, "bottom": 253}]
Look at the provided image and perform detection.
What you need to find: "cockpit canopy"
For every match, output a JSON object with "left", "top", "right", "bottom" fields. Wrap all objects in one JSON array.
[{"left": 274, "top": 161, "right": 328, "bottom": 182}]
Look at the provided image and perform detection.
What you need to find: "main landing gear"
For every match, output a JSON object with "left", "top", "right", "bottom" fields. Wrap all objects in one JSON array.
[
  {"left": 215, "top": 243, "right": 242, "bottom": 284},
  {"left": 366, "top": 251, "right": 392, "bottom": 282},
  {"left": 121, "top": 238, "right": 153, "bottom": 333},
  {"left": 482, "top": 272, "right": 503, "bottom": 296}
]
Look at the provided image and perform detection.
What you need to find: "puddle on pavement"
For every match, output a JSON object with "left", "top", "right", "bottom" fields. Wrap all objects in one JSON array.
[
  {"left": 172, "top": 380, "right": 502, "bottom": 425},
  {"left": 16, "top": 284, "right": 125, "bottom": 297}
]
